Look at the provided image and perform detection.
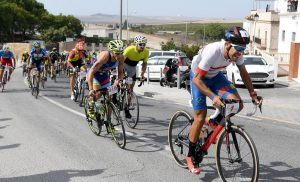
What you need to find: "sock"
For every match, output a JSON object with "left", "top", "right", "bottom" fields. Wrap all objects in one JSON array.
[{"left": 188, "top": 140, "right": 197, "bottom": 157}]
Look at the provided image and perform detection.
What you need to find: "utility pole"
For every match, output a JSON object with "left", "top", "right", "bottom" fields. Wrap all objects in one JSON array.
[{"left": 120, "top": 0, "right": 123, "bottom": 40}]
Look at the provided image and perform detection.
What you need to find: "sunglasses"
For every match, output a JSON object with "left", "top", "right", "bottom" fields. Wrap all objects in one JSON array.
[
  {"left": 137, "top": 43, "right": 146, "bottom": 47},
  {"left": 114, "top": 52, "right": 123, "bottom": 55},
  {"left": 232, "top": 44, "right": 246, "bottom": 52}
]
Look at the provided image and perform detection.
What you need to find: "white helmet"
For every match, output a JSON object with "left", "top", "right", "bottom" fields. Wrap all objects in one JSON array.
[
  {"left": 2, "top": 45, "right": 10, "bottom": 51},
  {"left": 134, "top": 35, "right": 147, "bottom": 44}
]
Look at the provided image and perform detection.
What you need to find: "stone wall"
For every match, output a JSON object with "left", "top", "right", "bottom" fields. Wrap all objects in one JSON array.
[{"left": 7, "top": 43, "right": 31, "bottom": 62}]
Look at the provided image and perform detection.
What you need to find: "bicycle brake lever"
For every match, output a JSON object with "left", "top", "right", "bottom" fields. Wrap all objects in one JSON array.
[
  {"left": 138, "top": 80, "right": 144, "bottom": 87},
  {"left": 259, "top": 104, "right": 262, "bottom": 113}
]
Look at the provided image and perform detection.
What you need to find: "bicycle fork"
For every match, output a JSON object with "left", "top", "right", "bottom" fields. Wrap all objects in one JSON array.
[{"left": 226, "top": 124, "right": 242, "bottom": 164}]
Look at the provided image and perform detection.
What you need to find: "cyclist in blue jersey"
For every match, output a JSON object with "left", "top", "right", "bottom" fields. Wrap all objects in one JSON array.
[
  {"left": 27, "top": 41, "right": 48, "bottom": 87},
  {"left": 86, "top": 40, "right": 125, "bottom": 119}
]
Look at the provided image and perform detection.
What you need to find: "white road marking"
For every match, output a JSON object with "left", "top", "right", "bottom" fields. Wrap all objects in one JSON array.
[{"left": 42, "top": 95, "right": 171, "bottom": 153}]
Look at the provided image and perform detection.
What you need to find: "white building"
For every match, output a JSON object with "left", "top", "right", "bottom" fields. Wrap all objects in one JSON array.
[
  {"left": 275, "top": 0, "right": 299, "bottom": 54},
  {"left": 82, "top": 23, "right": 119, "bottom": 39}
]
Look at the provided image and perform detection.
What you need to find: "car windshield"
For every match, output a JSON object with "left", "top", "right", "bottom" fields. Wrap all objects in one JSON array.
[
  {"left": 181, "top": 57, "right": 191, "bottom": 66},
  {"left": 147, "top": 59, "right": 158, "bottom": 65},
  {"left": 163, "top": 52, "right": 176, "bottom": 57},
  {"left": 244, "top": 57, "right": 267, "bottom": 65},
  {"left": 157, "top": 58, "right": 169, "bottom": 65}
]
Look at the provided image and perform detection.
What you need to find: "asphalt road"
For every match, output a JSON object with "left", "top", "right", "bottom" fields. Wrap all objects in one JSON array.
[{"left": 0, "top": 67, "right": 299, "bottom": 182}]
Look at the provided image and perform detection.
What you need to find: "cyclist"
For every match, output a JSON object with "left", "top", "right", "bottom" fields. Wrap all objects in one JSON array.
[
  {"left": 123, "top": 35, "right": 149, "bottom": 118},
  {"left": 86, "top": 40, "right": 125, "bottom": 119},
  {"left": 67, "top": 37, "right": 89, "bottom": 100},
  {"left": 21, "top": 50, "right": 30, "bottom": 65},
  {"left": 163, "top": 58, "right": 178, "bottom": 83},
  {"left": 49, "top": 47, "right": 61, "bottom": 79},
  {"left": 27, "top": 41, "right": 48, "bottom": 87},
  {"left": 187, "top": 26, "right": 263, "bottom": 174},
  {"left": 0, "top": 45, "right": 16, "bottom": 86}
]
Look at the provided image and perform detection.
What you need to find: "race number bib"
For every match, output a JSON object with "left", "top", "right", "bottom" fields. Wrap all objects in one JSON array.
[
  {"left": 225, "top": 103, "right": 240, "bottom": 117},
  {"left": 125, "top": 77, "right": 133, "bottom": 84},
  {"left": 108, "top": 86, "right": 118, "bottom": 96}
]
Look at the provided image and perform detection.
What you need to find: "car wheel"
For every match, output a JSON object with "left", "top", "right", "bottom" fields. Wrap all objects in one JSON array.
[{"left": 160, "top": 78, "right": 167, "bottom": 87}]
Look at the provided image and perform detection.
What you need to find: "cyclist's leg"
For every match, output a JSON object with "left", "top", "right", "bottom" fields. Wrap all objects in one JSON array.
[
  {"left": 0, "top": 61, "right": 5, "bottom": 83},
  {"left": 124, "top": 64, "right": 136, "bottom": 118},
  {"left": 87, "top": 73, "right": 103, "bottom": 119},
  {"left": 187, "top": 71, "right": 214, "bottom": 174},
  {"left": 212, "top": 72, "right": 243, "bottom": 113}
]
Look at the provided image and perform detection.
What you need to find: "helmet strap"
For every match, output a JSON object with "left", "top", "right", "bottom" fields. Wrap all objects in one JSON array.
[{"left": 225, "top": 44, "right": 232, "bottom": 60}]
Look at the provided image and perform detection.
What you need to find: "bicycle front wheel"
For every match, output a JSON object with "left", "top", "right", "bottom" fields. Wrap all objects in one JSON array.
[
  {"left": 124, "top": 91, "right": 139, "bottom": 129},
  {"left": 83, "top": 96, "right": 102, "bottom": 136},
  {"left": 107, "top": 101, "right": 126, "bottom": 149},
  {"left": 216, "top": 125, "right": 259, "bottom": 182},
  {"left": 168, "top": 110, "right": 193, "bottom": 168}
]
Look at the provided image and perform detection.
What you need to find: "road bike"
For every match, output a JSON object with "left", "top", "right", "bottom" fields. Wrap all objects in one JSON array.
[
  {"left": 168, "top": 98, "right": 262, "bottom": 181},
  {"left": 113, "top": 76, "right": 140, "bottom": 129},
  {"left": 1, "top": 65, "right": 13, "bottom": 92},
  {"left": 22, "top": 63, "right": 28, "bottom": 77},
  {"left": 83, "top": 90, "right": 126, "bottom": 149}
]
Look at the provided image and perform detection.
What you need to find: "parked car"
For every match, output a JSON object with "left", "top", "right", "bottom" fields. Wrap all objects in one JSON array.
[
  {"left": 136, "top": 55, "right": 191, "bottom": 80},
  {"left": 226, "top": 55, "right": 276, "bottom": 87},
  {"left": 149, "top": 50, "right": 187, "bottom": 58}
]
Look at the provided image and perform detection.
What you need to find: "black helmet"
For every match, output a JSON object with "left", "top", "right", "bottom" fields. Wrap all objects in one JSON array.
[{"left": 224, "top": 26, "right": 250, "bottom": 45}]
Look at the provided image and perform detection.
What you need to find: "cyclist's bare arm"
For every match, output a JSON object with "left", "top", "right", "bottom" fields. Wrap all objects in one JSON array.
[
  {"left": 237, "top": 64, "right": 262, "bottom": 105},
  {"left": 86, "top": 51, "right": 109, "bottom": 91},
  {"left": 140, "top": 61, "right": 147, "bottom": 78},
  {"left": 192, "top": 72, "right": 224, "bottom": 108},
  {"left": 117, "top": 55, "right": 125, "bottom": 80}
]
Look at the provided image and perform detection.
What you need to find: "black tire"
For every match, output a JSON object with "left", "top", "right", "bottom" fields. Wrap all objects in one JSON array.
[
  {"left": 41, "top": 76, "right": 45, "bottom": 89},
  {"left": 168, "top": 110, "right": 193, "bottom": 168},
  {"left": 79, "top": 82, "right": 86, "bottom": 107},
  {"left": 124, "top": 92, "right": 139, "bottom": 129},
  {"left": 31, "top": 75, "right": 36, "bottom": 96},
  {"left": 160, "top": 78, "right": 167, "bottom": 87},
  {"left": 107, "top": 101, "right": 126, "bottom": 149},
  {"left": 216, "top": 125, "right": 259, "bottom": 182},
  {"left": 83, "top": 96, "right": 102, "bottom": 136},
  {"left": 73, "top": 81, "right": 79, "bottom": 102}
]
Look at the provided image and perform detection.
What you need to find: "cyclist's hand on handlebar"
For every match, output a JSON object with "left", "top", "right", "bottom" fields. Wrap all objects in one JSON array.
[
  {"left": 88, "top": 89, "right": 96, "bottom": 97},
  {"left": 212, "top": 96, "right": 225, "bottom": 109},
  {"left": 252, "top": 96, "right": 263, "bottom": 113},
  {"left": 252, "top": 95, "right": 263, "bottom": 105}
]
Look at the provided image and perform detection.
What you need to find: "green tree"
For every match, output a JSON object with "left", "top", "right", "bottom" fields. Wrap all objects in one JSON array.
[
  {"left": 161, "top": 39, "right": 178, "bottom": 51},
  {"left": 180, "top": 44, "right": 200, "bottom": 60}
]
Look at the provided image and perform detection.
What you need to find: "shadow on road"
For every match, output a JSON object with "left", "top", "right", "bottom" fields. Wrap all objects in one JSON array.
[
  {"left": 0, "top": 118, "right": 13, "bottom": 122},
  {"left": 0, "top": 169, "right": 105, "bottom": 182},
  {"left": 0, "top": 143, "right": 21, "bottom": 150},
  {"left": 259, "top": 161, "right": 300, "bottom": 181}
]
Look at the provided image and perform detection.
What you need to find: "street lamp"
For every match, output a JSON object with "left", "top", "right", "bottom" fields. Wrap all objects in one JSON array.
[{"left": 253, "top": 13, "right": 259, "bottom": 54}]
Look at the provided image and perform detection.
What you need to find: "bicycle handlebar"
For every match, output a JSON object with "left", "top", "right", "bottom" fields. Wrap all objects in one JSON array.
[{"left": 208, "top": 97, "right": 263, "bottom": 120}]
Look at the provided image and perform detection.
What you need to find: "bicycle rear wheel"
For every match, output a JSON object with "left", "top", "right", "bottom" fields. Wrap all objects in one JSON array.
[
  {"left": 216, "top": 125, "right": 259, "bottom": 182},
  {"left": 83, "top": 96, "right": 102, "bottom": 136},
  {"left": 168, "top": 110, "right": 193, "bottom": 168},
  {"left": 124, "top": 91, "right": 139, "bottom": 129},
  {"left": 79, "top": 81, "right": 86, "bottom": 107},
  {"left": 107, "top": 101, "right": 126, "bottom": 149}
]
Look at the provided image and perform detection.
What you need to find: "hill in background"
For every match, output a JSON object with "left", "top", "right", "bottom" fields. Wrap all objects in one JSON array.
[{"left": 77, "top": 13, "right": 242, "bottom": 25}]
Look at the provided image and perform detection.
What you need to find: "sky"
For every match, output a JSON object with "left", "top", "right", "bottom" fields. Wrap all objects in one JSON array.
[{"left": 36, "top": 0, "right": 273, "bottom": 19}]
